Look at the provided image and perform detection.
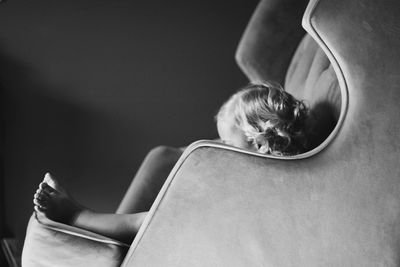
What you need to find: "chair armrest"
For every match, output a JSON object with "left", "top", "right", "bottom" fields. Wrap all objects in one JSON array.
[
  {"left": 236, "top": 0, "right": 308, "bottom": 84},
  {"left": 22, "top": 212, "right": 129, "bottom": 267},
  {"left": 121, "top": 140, "right": 322, "bottom": 266}
]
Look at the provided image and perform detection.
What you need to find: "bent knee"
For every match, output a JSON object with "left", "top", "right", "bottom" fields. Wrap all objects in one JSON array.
[{"left": 146, "top": 145, "right": 183, "bottom": 162}]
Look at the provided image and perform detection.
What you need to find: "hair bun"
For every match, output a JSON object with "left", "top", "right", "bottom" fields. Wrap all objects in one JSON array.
[{"left": 217, "top": 81, "right": 310, "bottom": 155}]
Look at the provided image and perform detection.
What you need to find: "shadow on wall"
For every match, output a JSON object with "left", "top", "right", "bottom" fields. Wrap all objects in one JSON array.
[{"left": 0, "top": 46, "right": 153, "bottom": 240}]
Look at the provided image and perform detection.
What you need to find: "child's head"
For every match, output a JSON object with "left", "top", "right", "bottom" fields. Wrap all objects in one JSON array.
[{"left": 216, "top": 82, "right": 309, "bottom": 155}]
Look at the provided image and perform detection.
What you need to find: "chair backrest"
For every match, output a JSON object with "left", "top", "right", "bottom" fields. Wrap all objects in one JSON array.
[
  {"left": 121, "top": 0, "right": 400, "bottom": 266},
  {"left": 235, "top": 0, "right": 342, "bottom": 152},
  {"left": 285, "top": 33, "right": 342, "bottom": 150},
  {"left": 285, "top": 34, "right": 341, "bottom": 122}
]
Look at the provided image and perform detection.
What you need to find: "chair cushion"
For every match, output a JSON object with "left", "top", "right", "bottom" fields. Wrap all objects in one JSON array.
[
  {"left": 285, "top": 34, "right": 341, "bottom": 121},
  {"left": 22, "top": 212, "right": 129, "bottom": 267}
]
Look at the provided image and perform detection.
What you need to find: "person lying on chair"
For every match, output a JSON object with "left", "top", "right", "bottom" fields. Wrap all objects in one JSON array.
[{"left": 32, "top": 81, "right": 323, "bottom": 244}]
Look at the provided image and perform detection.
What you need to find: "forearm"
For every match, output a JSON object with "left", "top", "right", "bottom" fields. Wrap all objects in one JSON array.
[{"left": 73, "top": 211, "right": 148, "bottom": 244}]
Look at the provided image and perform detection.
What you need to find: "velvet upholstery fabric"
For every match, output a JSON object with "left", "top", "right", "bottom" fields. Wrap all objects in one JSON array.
[
  {"left": 121, "top": 0, "right": 400, "bottom": 266},
  {"left": 235, "top": 0, "right": 309, "bottom": 85},
  {"left": 285, "top": 34, "right": 341, "bottom": 121},
  {"left": 22, "top": 212, "right": 129, "bottom": 267},
  {"left": 285, "top": 34, "right": 341, "bottom": 149}
]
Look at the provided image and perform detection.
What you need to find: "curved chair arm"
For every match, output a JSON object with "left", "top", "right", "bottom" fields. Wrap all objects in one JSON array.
[
  {"left": 235, "top": 0, "right": 309, "bottom": 84},
  {"left": 22, "top": 212, "right": 129, "bottom": 267},
  {"left": 121, "top": 140, "right": 329, "bottom": 267}
]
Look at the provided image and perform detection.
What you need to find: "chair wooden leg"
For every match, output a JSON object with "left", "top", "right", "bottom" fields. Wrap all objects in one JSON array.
[{"left": 1, "top": 238, "right": 22, "bottom": 267}]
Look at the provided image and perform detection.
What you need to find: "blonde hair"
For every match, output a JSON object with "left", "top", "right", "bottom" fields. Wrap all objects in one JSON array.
[{"left": 216, "top": 82, "right": 309, "bottom": 155}]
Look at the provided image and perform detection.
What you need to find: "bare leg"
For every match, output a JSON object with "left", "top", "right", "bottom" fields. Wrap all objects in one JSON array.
[
  {"left": 33, "top": 173, "right": 147, "bottom": 244},
  {"left": 116, "top": 146, "right": 182, "bottom": 214},
  {"left": 73, "top": 210, "right": 147, "bottom": 244}
]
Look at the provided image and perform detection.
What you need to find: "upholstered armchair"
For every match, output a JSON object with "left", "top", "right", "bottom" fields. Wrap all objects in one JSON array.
[{"left": 22, "top": 0, "right": 400, "bottom": 266}]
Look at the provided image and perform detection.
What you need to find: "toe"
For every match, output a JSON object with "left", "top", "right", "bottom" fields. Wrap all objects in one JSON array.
[
  {"left": 40, "top": 182, "right": 56, "bottom": 194},
  {"left": 44, "top": 173, "right": 62, "bottom": 192},
  {"left": 35, "top": 189, "right": 50, "bottom": 197},
  {"left": 35, "top": 191, "right": 48, "bottom": 201},
  {"left": 34, "top": 205, "right": 45, "bottom": 213},
  {"left": 33, "top": 198, "right": 44, "bottom": 208}
]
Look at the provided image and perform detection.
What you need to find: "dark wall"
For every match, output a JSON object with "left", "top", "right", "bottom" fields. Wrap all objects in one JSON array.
[
  {"left": 0, "top": 82, "right": 5, "bottom": 265},
  {"left": 0, "top": 0, "right": 258, "bottom": 239}
]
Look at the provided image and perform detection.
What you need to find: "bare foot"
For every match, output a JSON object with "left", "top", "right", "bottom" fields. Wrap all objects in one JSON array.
[{"left": 33, "top": 173, "right": 85, "bottom": 225}]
